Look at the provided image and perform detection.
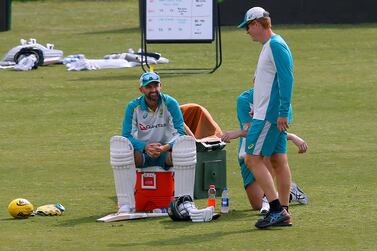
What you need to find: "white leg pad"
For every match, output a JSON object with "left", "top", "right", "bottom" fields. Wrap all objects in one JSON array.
[
  {"left": 110, "top": 136, "right": 136, "bottom": 211},
  {"left": 172, "top": 136, "right": 197, "bottom": 197}
]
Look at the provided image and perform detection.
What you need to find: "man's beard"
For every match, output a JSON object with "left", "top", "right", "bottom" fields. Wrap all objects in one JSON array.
[{"left": 146, "top": 91, "right": 160, "bottom": 101}]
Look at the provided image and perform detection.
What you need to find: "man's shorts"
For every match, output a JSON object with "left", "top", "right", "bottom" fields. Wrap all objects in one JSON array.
[
  {"left": 137, "top": 151, "right": 172, "bottom": 170},
  {"left": 245, "top": 119, "right": 287, "bottom": 157},
  {"left": 238, "top": 158, "right": 255, "bottom": 188}
]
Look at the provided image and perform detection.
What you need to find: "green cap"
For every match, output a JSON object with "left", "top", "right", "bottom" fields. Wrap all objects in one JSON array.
[{"left": 139, "top": 72, "right": 160, "bottom": 87}]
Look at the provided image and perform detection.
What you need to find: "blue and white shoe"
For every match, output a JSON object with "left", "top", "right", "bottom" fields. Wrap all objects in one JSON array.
[
  {"left": 290, "top": 182, "right": 309, "bottom": 205},
  {"left": 255, "top": 209, "right": 291, "bottom": 229}
]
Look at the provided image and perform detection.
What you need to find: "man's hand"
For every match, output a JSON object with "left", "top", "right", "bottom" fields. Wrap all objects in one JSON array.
[
  {"left": 277, "top": 117, "right": 289, "bottom": 132},
  {"left": 145, "top": 143, "right": 170, "bottom": 158},
  {"left": 221, "top": 131, "right": 238, "bottom": 143},
  {"left": 291, "top": 135, "right": 308, "bottom": 154},
  {"left": 221, "top": 130, "right": 247, "bottom": 143},
  {"left": 145, "top": 143, "right": 162, "bottom": 158}
]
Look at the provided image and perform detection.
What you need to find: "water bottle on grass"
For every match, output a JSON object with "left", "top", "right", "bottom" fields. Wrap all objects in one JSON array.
[
  {"left": 221, "top": 187, "right": 229, "bottom": 213},
  {"left": 207, "top": 185, "right": 216, "bottom": 208}
]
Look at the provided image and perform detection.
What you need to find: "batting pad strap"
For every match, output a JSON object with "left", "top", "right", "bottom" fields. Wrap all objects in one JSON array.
[{"left": 172, "top": 136, "right": 197, "bottom": 197}]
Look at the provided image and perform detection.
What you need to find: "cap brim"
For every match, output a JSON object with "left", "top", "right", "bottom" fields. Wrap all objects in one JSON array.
[
  {"left": 141, "top": 80, "right": 160, "bottom": 87},
  {"left": 238, "top": 20, "right": 248, "bottom": 28}
]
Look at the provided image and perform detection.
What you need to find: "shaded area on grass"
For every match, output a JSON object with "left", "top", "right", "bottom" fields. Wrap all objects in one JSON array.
[
  {"left": 82, "top": 27, "right": 140, "bottom": 35},
  {"left": 108, "top": 227, "right": 283, "bottom": 249},
  {"left": 68, "top": 72, "right": 188, "bottom": 82}
]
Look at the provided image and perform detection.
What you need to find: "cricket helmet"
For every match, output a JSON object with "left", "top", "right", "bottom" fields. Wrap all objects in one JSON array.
[
  {"left": 8, "top": 198, "right": 34, "bottom": 219},
  {"left": 14, "top": 48, "right": 44, "bottom": 69},
  {"left": 168, "top": 195, "right": 195, "bottom": 221}
]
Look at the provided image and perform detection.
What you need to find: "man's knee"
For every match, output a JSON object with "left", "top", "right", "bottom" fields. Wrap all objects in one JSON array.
[
  {"left": 270, "top": 153, "right": 289, "bottom": 170},
  {"left": 172, "top": 136, "right": 197, "bottom": 197},
  {"left": 245, "top": 182, "right": 263, "bottom": 210},
  {"left": 110, "top": 136, "right": 136, "bottom": 210},
  {"left": 110, "top": 136, "right": 135, "bottom": 168},
  {"left": 244, "top": 154, "right": 262, "bottom": 170}
]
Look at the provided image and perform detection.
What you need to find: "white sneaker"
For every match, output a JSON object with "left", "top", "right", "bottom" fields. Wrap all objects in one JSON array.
[
  {"left": 290, "top": 182, "right": 309, "bottom": 205},
  {"left": 260, "top": 196, "right": 270, "bottom": 215}
]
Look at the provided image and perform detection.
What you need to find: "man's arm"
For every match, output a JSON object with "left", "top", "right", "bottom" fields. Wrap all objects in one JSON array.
[
  {"left": 222, "top": 90, "right": 253, "bottom": 143},
  {"left": 221, "top": 123, "right": 250, "bottom": 143},
  {"left": 221, "top": 130, "right": 245, "bottom": 143},
  {"left": 270, "top": 39, "right": 293, "bottom": 131},
  {"left": 121, "top": 102, "right": 147, "bottom": 152},
  {"left": 165, "top": 95, "right": 186, "bottom": 149},
  {"left": 287, "top": 133, "right": 308, "bottom": 154}
]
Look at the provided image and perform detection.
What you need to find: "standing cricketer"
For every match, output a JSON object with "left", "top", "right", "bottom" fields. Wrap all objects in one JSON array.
[{"left": 238, "top": 7, "right": 295, "bottom": 229}]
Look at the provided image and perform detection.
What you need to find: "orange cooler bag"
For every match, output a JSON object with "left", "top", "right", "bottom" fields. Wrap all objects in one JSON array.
[{"left": 135, "top": 167, "right": 174, "bottom": 212}]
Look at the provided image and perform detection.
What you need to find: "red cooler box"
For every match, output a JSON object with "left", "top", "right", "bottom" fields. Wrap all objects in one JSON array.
[{"left": 135, "top": 167, "right": 174, "bottom": 212}]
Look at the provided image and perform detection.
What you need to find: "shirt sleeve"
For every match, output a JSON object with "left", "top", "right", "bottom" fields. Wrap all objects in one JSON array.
[
  {"left": 165, "top": 96, "right": 186, "bottom": 148},
  {"left": 270, "top": 39, "right": 294, "bottom": 118},
  {"left": 121, "top": 102, "right": 147, "bottom": 152}
]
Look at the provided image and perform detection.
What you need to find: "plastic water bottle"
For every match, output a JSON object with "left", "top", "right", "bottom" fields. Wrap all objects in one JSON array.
[
  {"left": 221, "top": 187, "right": 229, "bottom": 213},
  {"left": 207, "top": 185, "right": 216, "bottom": 208}
]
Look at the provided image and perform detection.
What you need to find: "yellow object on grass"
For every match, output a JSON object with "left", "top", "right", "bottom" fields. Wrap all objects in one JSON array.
[{"left": 36, "top": 203, "right": 65, "bottom": 216}]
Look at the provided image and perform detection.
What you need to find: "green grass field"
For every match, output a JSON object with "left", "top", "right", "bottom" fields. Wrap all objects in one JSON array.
[{"left": 1, "top": 1, "right": 377, "bottom": 250}]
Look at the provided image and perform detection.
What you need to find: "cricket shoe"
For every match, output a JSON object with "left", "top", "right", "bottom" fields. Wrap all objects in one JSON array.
[
  {"left": 274, "top": 217, "right": 293, "bottom": 227},
  {"left": 259, "top": 196, "right": 270, "bottom": 215},
  {"left": 290, "top": 182, "right": 309, "bottom": 205},
  {"left": 255, "top": 209, "right": 290, "bottom": 229}
]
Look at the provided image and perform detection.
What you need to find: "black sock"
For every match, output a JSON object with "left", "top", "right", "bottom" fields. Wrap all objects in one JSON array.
[
  {"left": 282, "top": 205, "right": 289, "bottom": 213},
  {"left": 269, "top": 199, "right": 283, "bottom": 212}
]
